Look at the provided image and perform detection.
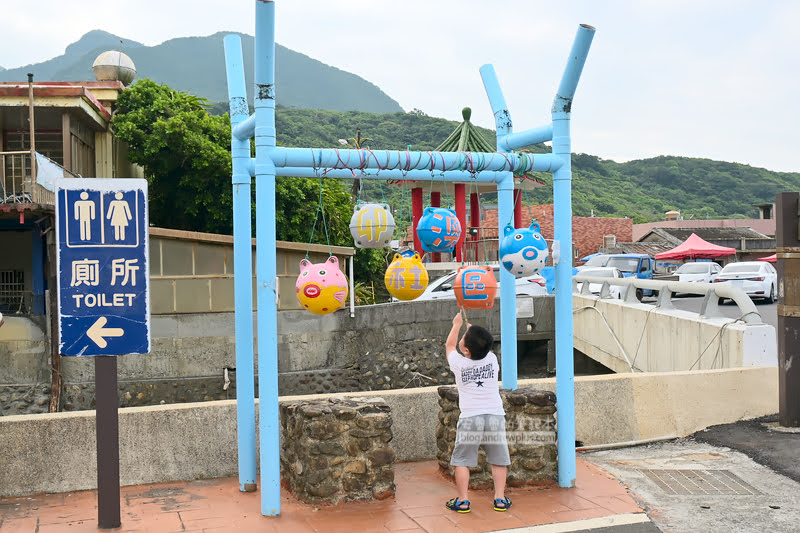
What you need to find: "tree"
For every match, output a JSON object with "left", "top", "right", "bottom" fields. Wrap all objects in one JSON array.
[
  {"left": 114, "top": 79, "right": 388, "bottom": 288},
  {"left": 113, "top": 79, "right": 234, "bottom": 234}
]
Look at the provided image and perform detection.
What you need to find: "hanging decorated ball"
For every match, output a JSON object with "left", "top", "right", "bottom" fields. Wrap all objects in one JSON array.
[
  {"left": 384, "top": 251, "right": 429, "bottom": 301},
  {"left": 453, "top": 265, "right": 498, "bottom": 310},
  {"left": 296, "top": 256, "right": 348, "bottom": 315},
  {"left": 349, "top": 202, "right": 395, "bottom": 248},
  {"left": 499, "top": 222, "right": 549, "bottom": 277},
  {"left": 415, "top": 207, "right": 461, "bottom": 253}
]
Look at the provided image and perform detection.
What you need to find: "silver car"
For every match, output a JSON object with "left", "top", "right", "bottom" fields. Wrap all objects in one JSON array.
[
  {"left": 674, "top": 261, "right": 721, "bottom": 284},
  {"left": 713, "top": 261, "right": 777, "bottom": 303},
  {"left": 415, "top": 266, "right": 547, "bottom": 301},
  {"left": 575, "top": 267, "right": 624, "bottom": 299}
]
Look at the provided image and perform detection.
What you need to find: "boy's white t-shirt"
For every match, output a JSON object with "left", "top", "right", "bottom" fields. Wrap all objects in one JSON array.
[{"left": 447, "top": 350, "right": 505, "bottom": 418}]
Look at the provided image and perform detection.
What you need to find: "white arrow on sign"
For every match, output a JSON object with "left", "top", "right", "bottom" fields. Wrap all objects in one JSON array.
[{"left": 87, "top": 317, "right": 124, "bottom": 348}]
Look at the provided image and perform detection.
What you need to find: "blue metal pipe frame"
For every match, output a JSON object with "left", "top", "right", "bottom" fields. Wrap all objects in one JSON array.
[
  {"left": 551, "top": 24, "right": 596, "bottom": 488},
  {"left": 226, "top": 1, "right": 594, "bottom": 513},
  {"left": 223, "top": 34, "right": 257, "bottom": 494},
  {"left": 479, "top": 64, "right": 517, "bottom": 391}
]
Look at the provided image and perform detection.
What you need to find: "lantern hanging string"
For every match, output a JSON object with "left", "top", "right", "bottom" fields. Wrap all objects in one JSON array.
[{"left": 305, "top": 177, "right": 334, "bottom": 259}]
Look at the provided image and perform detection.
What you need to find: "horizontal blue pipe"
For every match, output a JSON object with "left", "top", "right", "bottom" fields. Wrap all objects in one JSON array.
[
  {"left": 498, "top": 124, "right": 554, "bottom": 151},
  {"left": 266, "top": 147, "right": 561, "bottom": 174},
  {"left": 274, "top": 167, "right": 514, "bottom": 181},
  {"left": 233, "top": 115, "right": 255, "bottom": 141}
]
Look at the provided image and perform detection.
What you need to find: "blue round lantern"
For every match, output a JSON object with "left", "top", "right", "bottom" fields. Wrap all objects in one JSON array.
[
  {"left": 499, "top": 222, "right": 549, "bottom": 277},
  {"left": 349, "top": 203, "right": 395, "bottom": 248},
  {"left": 415, "top": 207, "right": 461, "bottom": 253}
]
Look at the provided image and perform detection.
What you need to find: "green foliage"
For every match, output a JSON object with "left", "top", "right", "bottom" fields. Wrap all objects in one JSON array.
[
  {"left": 523, "top": 154, "right": 800, "bottom": 221},
  {"left": 113, "top": 78, "right": 234, "bottom": 234},
  {"left": 116, "top": 84, "right": 800, "bottom": 294}
]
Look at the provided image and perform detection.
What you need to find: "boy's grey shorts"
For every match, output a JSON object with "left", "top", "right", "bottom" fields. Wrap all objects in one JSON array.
[{"left": 450, "top": 414, "right": 511, "bottom": 467}]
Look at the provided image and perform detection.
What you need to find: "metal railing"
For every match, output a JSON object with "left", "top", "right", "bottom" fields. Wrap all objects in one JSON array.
[
  {"left": 0, "top": 151, "right": 77, "bottom": 206},
  {"left": 572, "top": 275, "right": 762, "bottom": 324}
]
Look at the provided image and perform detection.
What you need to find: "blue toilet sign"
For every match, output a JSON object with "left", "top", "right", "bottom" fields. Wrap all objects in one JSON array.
[{"left": 56, "top": 178, "right": 150, "bottom": 356}]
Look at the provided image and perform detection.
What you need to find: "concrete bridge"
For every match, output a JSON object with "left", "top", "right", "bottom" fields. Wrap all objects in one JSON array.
[{"left": 572, "top": 275, "right": 777, "bottom": 373}]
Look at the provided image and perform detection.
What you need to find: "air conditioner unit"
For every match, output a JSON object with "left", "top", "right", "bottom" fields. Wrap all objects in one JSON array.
[{"left": 603, "top": 235, "right": 617, "bottom": 248}]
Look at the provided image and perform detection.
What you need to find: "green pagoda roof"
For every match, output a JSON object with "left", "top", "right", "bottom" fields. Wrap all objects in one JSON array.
[{"left": 435, "top": 107, "right": 496, "bottom": 153}]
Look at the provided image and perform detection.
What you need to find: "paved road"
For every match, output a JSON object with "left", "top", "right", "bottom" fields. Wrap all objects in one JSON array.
[
  {"left": 649, "top": 295, "right": 777, "bottom": 329},
  {"left": 584, "top": 416, "right": 800, "bottom": 533}
]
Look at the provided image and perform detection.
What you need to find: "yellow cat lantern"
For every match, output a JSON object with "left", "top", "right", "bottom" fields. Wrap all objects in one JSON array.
[{"left": 384, "top": 252, "right": 429, "bottom": 301}]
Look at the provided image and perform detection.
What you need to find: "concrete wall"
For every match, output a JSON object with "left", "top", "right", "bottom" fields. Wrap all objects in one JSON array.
[
  {"left": 148, "top": 228, "right": 354, "bottom": 313},
  {"left": 1, "top": 296, "right": 555, "bottom": 413},
  {"left": 0, "top": 366, "right": 777, "bottom": 497},
  {"left": 573, "top": 294, "right": 777, "bottom": 373}
]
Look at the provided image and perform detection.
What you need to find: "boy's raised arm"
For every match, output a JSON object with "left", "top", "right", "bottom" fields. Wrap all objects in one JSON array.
[{"left": 445, "top": 313, "right": 463, "bottom": 354}]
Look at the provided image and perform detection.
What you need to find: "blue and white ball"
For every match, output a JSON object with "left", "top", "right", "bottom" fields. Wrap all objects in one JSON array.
[{"left": 499, "top": 222, "right": 549, "bottom": 277}]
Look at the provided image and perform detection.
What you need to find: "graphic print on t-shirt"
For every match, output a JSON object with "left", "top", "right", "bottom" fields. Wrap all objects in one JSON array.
[{"left": 461, "top": 362, "right": 494, "bottom": 388}]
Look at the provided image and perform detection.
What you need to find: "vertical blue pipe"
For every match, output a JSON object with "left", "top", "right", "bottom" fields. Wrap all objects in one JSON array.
[
  {"left": 224, "top": 34, "right": 257, "bottom": 493},
  {"left": 479, "top": 64, "right": 517, "bottom": 390},
  {"left": 552, "top": 24, "right": 595, "bottom": 489},
  {"left": 254, "top": 0, "right": 280, "bottom": 517},
  {"left": 31, "top": 228, "right": 44, "bottom": 314}
]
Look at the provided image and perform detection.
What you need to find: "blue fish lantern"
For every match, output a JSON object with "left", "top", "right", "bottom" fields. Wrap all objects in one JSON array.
[
  {"left": 415, "top": 207, "right": 461, "bottom": 253},
  {"left": 349, "top": 203, "right": 395, "bottom": 248},
  {"left": 499, "top": 222, "right": 549, "bottom": 277}
]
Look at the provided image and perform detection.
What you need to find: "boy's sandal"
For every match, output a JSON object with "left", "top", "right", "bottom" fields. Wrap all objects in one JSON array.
[
  {"left": 446, "top": 497, "right": 471, "bottom": 513},
  {"left": 494, "top": 497, "right": 512, "bottom": 511}
]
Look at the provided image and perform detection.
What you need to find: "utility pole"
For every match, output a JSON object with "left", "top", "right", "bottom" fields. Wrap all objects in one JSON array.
[{"left": 776, "top": 192, "right": 800, "bottom": 427}]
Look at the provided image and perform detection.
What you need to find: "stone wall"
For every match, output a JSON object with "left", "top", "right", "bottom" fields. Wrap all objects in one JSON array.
[
  {"left": 2, "top": 338, "right": 459, "bottom": 414},
  {"left": 279, "top": 397, "right": 395, "bottom": 505},
  {"left": 1, "top": 297, "right": 554, "bottom": 415},
  {"left": 436, "top": 386, "right": 557, "bottom": 489}
]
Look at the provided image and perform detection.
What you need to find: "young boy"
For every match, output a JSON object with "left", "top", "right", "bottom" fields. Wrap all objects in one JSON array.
[{"left": 444, "top": 312, "right": 511, "bottom": 513}]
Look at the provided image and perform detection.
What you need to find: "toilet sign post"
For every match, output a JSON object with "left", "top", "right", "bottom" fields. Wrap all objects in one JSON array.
[
  {"left": 57, "top": 178, "right": 150, "bottom": 356},
  {"left": 56, "top": 177, "right": 150, "bottom": 529}
]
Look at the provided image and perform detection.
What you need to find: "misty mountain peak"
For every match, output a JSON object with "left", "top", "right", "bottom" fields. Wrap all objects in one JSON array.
[{"left": 65, "top": 30, "right": 143, "bottom": 57}]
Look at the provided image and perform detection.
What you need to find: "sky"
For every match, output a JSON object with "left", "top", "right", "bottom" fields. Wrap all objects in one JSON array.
[{"left": 3, "top": 0, "right": 799, "bottom": 173}]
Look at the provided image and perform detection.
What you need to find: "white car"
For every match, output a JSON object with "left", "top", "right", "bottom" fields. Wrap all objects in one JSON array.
[
  {"left": 576, "top": 254, "right": 611, "bottom": 271},
  {"left": 415, "top": 266, "right": 547, "bottom": 301},
  {"left": 674, "top": 261, "right": 721, "bottom": 284},
  {"left": 574, "top": 267, "right": 624, "bottom": 299},
  {"left": 713, "top": 261, "right": 777, "bottom": 303}
]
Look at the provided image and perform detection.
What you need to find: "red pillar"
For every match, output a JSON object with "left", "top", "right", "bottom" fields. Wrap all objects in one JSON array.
[
  {"left": 412, "top": 187, "right": 423, "bottom": 254},
  {"left": 470, "top": 192, "right": 480, "bottom": 262},
  {"left": 454, "top": 184, "right": 466, "bottom": 262},
  {"left": 514, "top": 189, "right": 523, "bottom": 228}
]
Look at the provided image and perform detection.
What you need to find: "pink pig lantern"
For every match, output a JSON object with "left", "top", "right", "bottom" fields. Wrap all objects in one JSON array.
[{"left": 296, "top": 256, "right": 349, "bottom": 315}]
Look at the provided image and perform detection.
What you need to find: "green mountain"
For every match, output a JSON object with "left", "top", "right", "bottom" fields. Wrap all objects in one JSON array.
[
  {"left": 271, "top": 109, "right": 800, "bottom": 224},
  {"left": 0, "top": 31, "right": 403, "bottom": 114}
]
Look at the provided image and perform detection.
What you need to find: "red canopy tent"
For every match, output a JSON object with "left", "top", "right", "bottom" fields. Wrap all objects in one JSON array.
[
  {"left": 758, "top": 254, "right": 777, "bottom": 263},
  {"left": 654, "top": 233, "right": 737, "bottom": 260}
]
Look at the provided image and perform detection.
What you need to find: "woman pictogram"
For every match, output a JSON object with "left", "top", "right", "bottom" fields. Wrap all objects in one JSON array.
[{"left": 106, "top": 192, "right": 132, "bottom": 241}]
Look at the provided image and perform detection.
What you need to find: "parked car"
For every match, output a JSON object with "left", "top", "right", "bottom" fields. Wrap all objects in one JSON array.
[
  {"left": 575, "top": 267, "right": 624, "bottom": 299},
  {"left": 576, "top": 254, "right": 611, "bottom": 271},
  {"left": 415, "top": 266, "right": 547, "bottom": 301},
  {"left": 713, "top": 261, "right": 777, "bottom": 303},
  {"left": 674, "top": 261, "right": 721, "bottom": 284},
  {"left": 605, "top": 254, "right": 656, "bottom": 300}
]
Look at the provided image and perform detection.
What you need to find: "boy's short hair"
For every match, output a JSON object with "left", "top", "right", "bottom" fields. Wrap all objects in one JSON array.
[{"left": 463, "top": 325, "right": 493, "bottom": 360}]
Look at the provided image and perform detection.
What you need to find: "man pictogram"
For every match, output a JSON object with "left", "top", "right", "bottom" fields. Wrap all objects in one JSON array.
[{"left": 74, "top": 192, "right": 95, "bottom": 241}]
